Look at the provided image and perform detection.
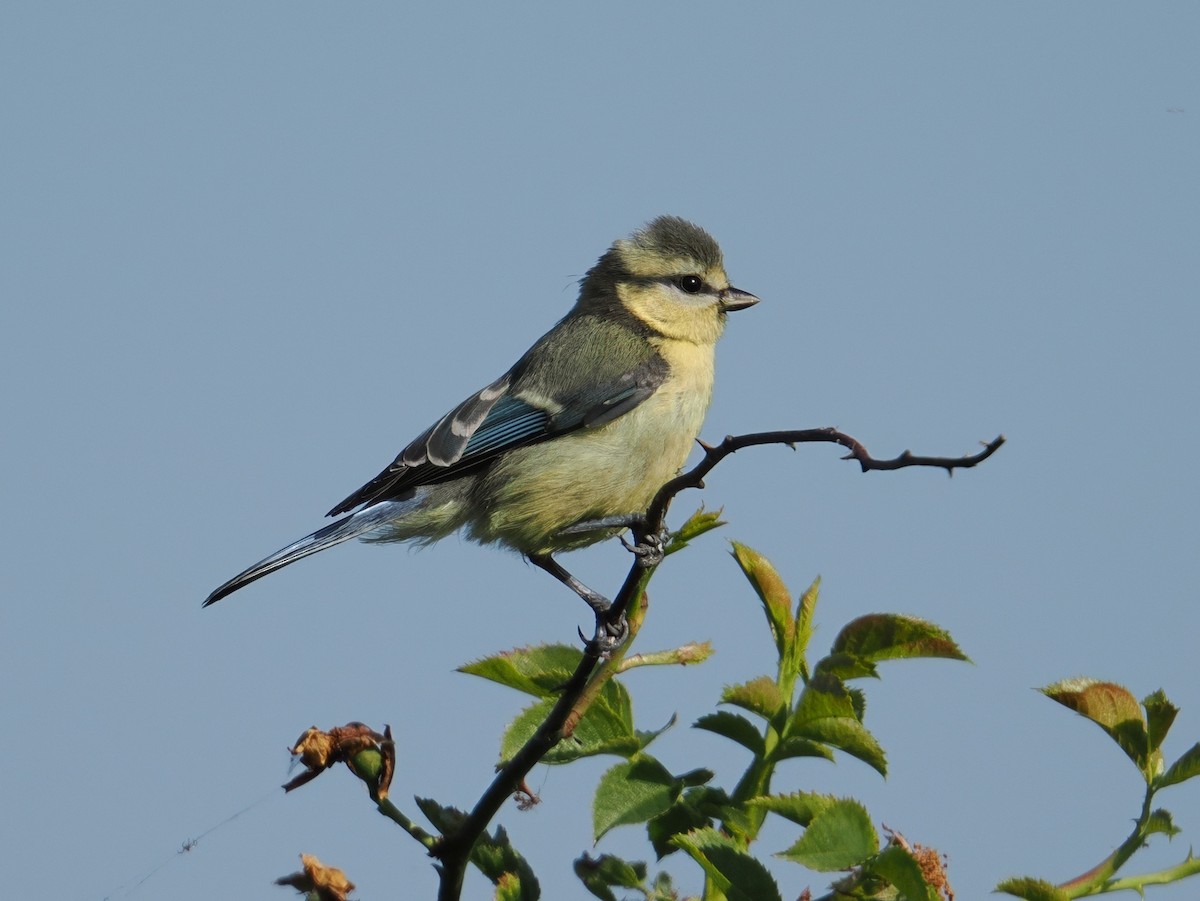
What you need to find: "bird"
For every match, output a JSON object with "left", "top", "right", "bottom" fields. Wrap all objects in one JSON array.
[{"left": 203, "top": 216, "right": 758, "bottom": 644}]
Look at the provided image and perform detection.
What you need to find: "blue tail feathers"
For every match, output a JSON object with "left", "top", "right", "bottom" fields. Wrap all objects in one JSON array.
[{"left": 202, "top": 500, "right": 414, "bottom": 606}]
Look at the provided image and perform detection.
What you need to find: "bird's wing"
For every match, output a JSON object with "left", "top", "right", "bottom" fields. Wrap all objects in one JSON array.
[{"left": 326, "top": 353, "right": 666, "bottom": 516}]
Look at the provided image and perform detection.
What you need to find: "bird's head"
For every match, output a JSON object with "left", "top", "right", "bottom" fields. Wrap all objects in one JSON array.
[{"left": 579, "top": 216, "right": 758, "bottom": 345}]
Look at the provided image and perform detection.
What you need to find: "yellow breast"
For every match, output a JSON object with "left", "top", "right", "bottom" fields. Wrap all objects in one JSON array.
[{"left": 471, "top": 336, "right": 716, "bottom": 553}]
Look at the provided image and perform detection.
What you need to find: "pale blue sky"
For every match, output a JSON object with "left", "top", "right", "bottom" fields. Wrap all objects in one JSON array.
[{"left": 3, "top": 4, "right": 1198, "bottom": 900}]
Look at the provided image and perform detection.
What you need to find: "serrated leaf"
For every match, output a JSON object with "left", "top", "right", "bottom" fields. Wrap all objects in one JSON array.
[
  {"left": 415, "top": 796, "right": 467, "bottom": 835},
  {"left": 791, "top": 717, "right": 887, "bottom": 776},
  {"left": 494, "top": 872, "right": 524, "bottom": 901},
  {"left": 849, "top": 686, "right": 867, "bottom": 721},
  {"left": 1144, "top": 689, "right": 1179, "bottom": 753},
  {"left": 1042, "top": 678, "right": 1141, "bottom": 730},
  {"left": 793, "top": 577, "right": 819, "bottom": 680},
  {"left": 574, "top": 853, "right": 647, "bottom": 901},
  {"left": 665, "top": 506, "right": 727, "bottom": 554},
  {"left": 1042, "top": 678, "right": 1151, "bottom": 772},
  {"left": 694, "top": 711, "right": 766, "bottom": 755},
  {"left": 731, "top": 542, "right": 793, "bottom": 659},
  {"left": 832, "top": 614, "right": 968, "bottom": 664},
  {"left": 459, "top": 643, "right": 583, "bottom": 697},
  {"left": 1145, "top": 807, "right": 1180, "bottom": 838},
  {"left": 793, "top": 671, "right": 858, "bottom": 724},
  {"left": 648, "top": 789, "right": 730, "bottom": 860},
  {"left": 1158, "top": 743, "right": 1200, "bottom": 789},
  {"left": 594, "top": 755, "right": 681, "bottom": 841},
  {"left": 777, "top": 798, "right": 878, "bottom": 871},
  {"left": 772, "top": 735, "right": 835, "bottom": 763},
  {"left": 677, "top": 767, "right": 714, "bottom": 787},
  {"left": 673, "top": 827, "right": 783, "bottom": 901},
  {"left": 813, "top": 652, "right": 879, "bottom": 681},
  {"left": 721, "top": 676, "right": 786, "bottom": 723},
  {"left": 995, "top": 876, "right": 1070, "bottom": 900},
  {"left": 746, "top": 791, "right": 838, "bottom": 828},
  {"left": 868, "top": 843, "right": 940, "bottom": 901},
  {"left": 416, "top": 800, "right": 541, "bottom": 899},
  {"left": 473, "top": 826, "right": 540, "bottom": 901},
  {"left": 648, "top": 793, "right": 712, "bottom": 860},
  {"left": 501, "top": 680, "right": 637, "bottom": 765},
  {"left": 472, "top": 827, "right": 526, "bottom": 884},
  {"left": 635, "top": 713, "right": 678, "bottom": 753}
]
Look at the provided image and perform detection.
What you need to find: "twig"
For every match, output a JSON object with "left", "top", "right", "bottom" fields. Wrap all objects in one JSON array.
[
  {"left": 649, "top": 429, "right": 1005, "bottom": 532},
  {"left": 431, "top": 427, "right": 1003, "bottom": 899}
]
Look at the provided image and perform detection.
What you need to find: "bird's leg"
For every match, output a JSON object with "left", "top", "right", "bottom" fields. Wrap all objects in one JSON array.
[
  {"left": 559, "top": 513, "right": 646, "bottom": 535},
  {"left": 527, "top": 552, "right": 628, "bottom": 653}
]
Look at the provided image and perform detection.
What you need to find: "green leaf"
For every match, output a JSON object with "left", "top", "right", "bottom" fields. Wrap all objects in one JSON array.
[
  {"left": 665, "top": 505, "right": 726, "bottom": 555},
  {"left": 1145, "top": 807, "right": 1181, "bottom": 838},
  {"left": 673, "top": 827, "right": 783, "bottom": 901},
  {"left": 415, "top": 796, "right": 466, "bottom": 835},
  {"left": 849, "top": 685, "right": 867, "bottom": 722},
  {"left": 791, "top": 716, "right": 887, "bottom": 776},
  {"left": 501, "top": 680, "right": 637, "bottom": 765},
  {"left": 646, "top": 802, "right": 700, "bottom": 861},
  {"left": 995, "top": 876, "right": 1071, "bottom": 900},
  {"left": 1158, "top": 743, "right": 1200, "bottom": 789},
  {"left": 694, "top": 711, "right": 766, "bottom": 755},
  {"left": 813, "top": 652, "right": 878, "bottom": 681},
  {"left": 459, "top": 643, "right": 583, "bottom": 698},
  {"left": 494, "top": 872, "right": 525, "bottom": 901},
  {"left": 730, "top": 542, "right": 793, "bottom": 659},
  {"left": 635, "top": 713, "right": 678, "bottom": 753},
  {"left": 472, "top": 826, "right": 540, "bottom": 901},
  {"left": 721, "top": 676, "right": 786, "bottom": 723},
  {"left": 677, "top": 767, "right": 714, "bottom": 788},
  {"left": 1144, "top": 689, "right": 1179, "bottom": 753},
  {"left": 793, "top": 577, "right": 819, "bottom": 680},
  {"left": 746, "top": 791, "right": 837, "bottom": 828},
  {"left": 790, "top": 672, "right": 885, "bottom": 773},
  {"left": 868, "top": 843, "right": 940, "bottom": 901},
  {"left": 416, "top": 800, "right": 541, "bottom": 899},
  {"left": 831, "top": 613, "right": 968, "bottom": 664},
  {"left": 574, "top": 853, "right": 647, "bottom": 901},
  {"left": 647, "top": 788, "right": 721, "bottom": 860},
  {"left": 793, "top": 671, "right": 858, "bottom": 724},
  {"left": 771, "top": 736, "right": 835, "bottom": 763},
  {"left": 1041, "top": 678, "right": 1151, "bottom": 773},
  {"left": 593, "top": 755, "right": 681, "bottom": 841},
  {"left": 776, "top": 798, "right": 878, "bottom": 871},
  {"left": 650, "top": 871, "right": 676, "bottom": 900}
]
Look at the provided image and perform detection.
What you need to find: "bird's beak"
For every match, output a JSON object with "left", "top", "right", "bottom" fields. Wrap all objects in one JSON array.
[{"left": 720, "top": 287, "right": 759, "bottom": 312}]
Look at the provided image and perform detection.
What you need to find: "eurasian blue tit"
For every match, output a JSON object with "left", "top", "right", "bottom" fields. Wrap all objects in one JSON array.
[{"left": 204, "top": 216, "right": 757, "bottom": 638}]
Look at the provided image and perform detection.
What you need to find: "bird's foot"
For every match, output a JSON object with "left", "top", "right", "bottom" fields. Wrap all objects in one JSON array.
[
  {"left": 578, "top": 608, "right": 630, "bottom": 656},
  {"left": 619, "top": 528, "right": 668, "bottom": 568}
]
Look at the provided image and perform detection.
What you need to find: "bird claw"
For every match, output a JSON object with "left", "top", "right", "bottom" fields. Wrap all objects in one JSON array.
[
  {"left": 619, "top": 529, "right": 668, "bottom": 568},
  {"left": 580, "top": 610, "right": 630, "bottom": 656}
]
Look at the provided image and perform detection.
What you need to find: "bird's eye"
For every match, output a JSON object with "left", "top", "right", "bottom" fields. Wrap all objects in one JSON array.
[{"left": 677, "top": 275, "right": 704, "bottom": 294}]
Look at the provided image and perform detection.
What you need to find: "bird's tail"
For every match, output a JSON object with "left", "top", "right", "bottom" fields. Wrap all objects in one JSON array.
[{"left": 203, "top": 499, "right": 415, "bottom": 607}]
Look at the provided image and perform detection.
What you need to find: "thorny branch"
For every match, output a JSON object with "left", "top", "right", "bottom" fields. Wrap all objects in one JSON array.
[{"left": 428, "top": 427, "right": 1004, "bottom": 900}]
